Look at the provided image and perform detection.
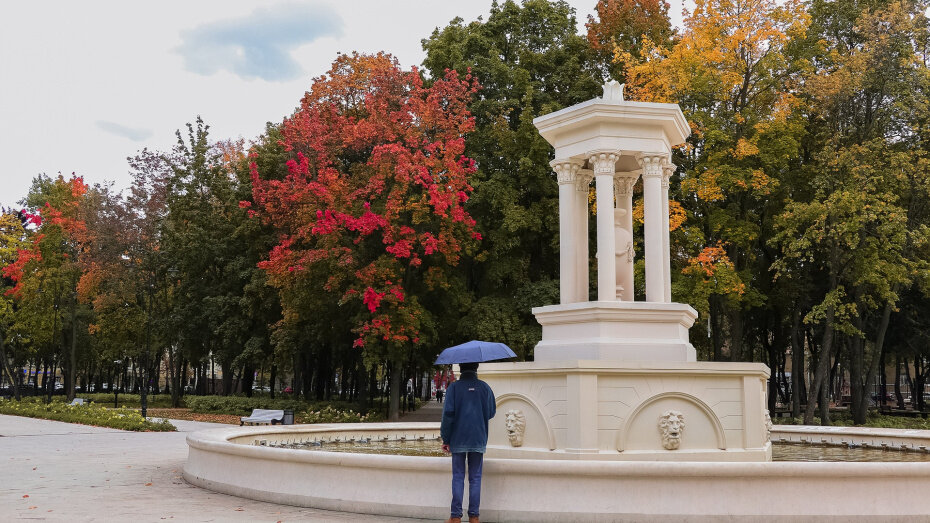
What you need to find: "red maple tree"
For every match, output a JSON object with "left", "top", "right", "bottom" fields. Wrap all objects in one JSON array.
[{"left": 250, "top": 52, "right": 480, "bottom": 364}]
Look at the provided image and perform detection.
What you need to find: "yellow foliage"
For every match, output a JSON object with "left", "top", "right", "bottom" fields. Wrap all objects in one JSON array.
[
  {"left": 669, "top": 201, "right": 687, "bottom": 231},
  {"left": 733, "top": 138, "right": 759, "bottom": 159},
  {"left": 682, "top": 170, "right": 725, "bottom": 202},
  {"left": 633, "top": 199, "right": 687, "bottom": 232},
  {"left": 621, "top": 0, "right": 809, "bottom": 131}
]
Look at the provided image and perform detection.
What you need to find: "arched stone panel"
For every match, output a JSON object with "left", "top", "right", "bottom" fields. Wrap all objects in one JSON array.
[
  {"left": 617, "top": 392, "right": 726, "bottom": 452},
  {"left": 489, "top": 392, "right": 557, "bottom": 450}
]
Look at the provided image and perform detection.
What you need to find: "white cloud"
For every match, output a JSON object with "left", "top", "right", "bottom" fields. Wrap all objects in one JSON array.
[
  {"left": 96, "top": 121, "right": 154, "bottom": 142},
  {"left": 176, "top": 2, "right": 343, "bottom": 81},
  {"left": 0, "top": 0, "right": 659, "bottom": 209}
]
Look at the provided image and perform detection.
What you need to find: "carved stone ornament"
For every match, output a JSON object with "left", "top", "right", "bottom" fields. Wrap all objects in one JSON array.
[
  {"left": 552, "top": 161, "right": 582, "bottom": 185},
  {"left": 602, "top": 80, "right": 625, "bottom": 102},
  {"left": 637, "top": 153, "right": 667, "bottom": 179},
  {"left": 764, "top": 410, "right": 773, "bottom": 443},
  {"left": 589, "top": 152, "right": 620, "bottom": 176},
  {"left": 576, "top": 171, "right": 594, "bottom": 192},
  {"left": 658, "top": 410, "right": 685, "bottom": 450},
  {"left": 661, "top": 163, "right": 675, "bottom": 189},
  {"left": 613, "top": 175, "right": 638, "bottom": 198},
  {"left": 505, "top": 409, "right": 527, "bottom": 447}
]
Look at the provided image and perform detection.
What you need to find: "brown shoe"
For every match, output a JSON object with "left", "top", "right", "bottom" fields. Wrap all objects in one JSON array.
[
  {"left": 468, "top": 517, "right": 480, "bottom": 523},
  {"left": 445, "top": 518, "right": 461, "bottom": 523}
]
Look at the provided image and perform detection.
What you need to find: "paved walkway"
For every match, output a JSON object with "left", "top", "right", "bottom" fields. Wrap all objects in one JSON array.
[
  {"left": 400, "top": 400, "right": 444, "bottom": 422},
  {"left": 0, "top": 414, "right": 434, "bottom": 522}
]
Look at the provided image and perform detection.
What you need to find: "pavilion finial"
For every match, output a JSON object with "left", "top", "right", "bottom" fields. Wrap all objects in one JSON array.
[{"left": 602, "top": 80, "right": 625, "bottom": 102}]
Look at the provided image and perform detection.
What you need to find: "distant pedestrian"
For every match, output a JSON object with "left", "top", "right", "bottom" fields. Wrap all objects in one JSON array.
[
  {"left": 437, "top": 388, "right": 444, "bottom": 403},
  {"left": 440, "top": 362, "right": 495, "bottom": 523}
]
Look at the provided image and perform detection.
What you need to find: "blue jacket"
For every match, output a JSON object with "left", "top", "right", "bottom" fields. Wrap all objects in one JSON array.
[{"left": 440, "top": 371, "right": 496, "bottom": 453}]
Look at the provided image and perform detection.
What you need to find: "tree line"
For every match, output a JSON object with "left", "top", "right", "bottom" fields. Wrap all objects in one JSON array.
[{"left": 1, "top": 0, "right": 929, "bottom": 424}]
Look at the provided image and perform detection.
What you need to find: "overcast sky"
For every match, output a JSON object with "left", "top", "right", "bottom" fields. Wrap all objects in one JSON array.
[{"left": 0, "top": 0, "right": 686, "bottom": 210}]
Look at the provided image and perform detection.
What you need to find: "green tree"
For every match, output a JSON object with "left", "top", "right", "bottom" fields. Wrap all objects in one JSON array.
[{"left": 422, "top": 0, "right": 602, "bottom": 358}]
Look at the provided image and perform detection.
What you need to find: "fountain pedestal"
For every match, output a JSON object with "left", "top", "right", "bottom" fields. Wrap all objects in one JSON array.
[
  {"left": 481, "top": 82, "right": 772, "bottom": 462},
  {"left": 482, "top": 358, "right": 770, "bottom": 462}
]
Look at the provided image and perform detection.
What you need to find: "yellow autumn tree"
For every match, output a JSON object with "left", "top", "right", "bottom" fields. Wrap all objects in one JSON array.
[{"left": 613, "top": 0, "right": 810, "bottom": 360}]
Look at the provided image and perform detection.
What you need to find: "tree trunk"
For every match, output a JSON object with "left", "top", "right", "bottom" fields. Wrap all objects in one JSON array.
[
  {"left": 220, "top": 361, "right": 233, "bottom": 396},
  {"left": 389, "top": 360, "right": 401, "bottom": 421},
  {"left": 0, "top": 332, "right": 21, "bottom": 400},
  {"left": 853, "top": 301, "right": 893, "bottom": 423},
  {"left": 729, "top": 306, "right": 744, "bottom": 362},
  {"left": 711, "top": 296, "right": 722, "bottom": 361},
  {"left": 915, "top": 358, "right": 926, "bottom": 412},
  {"left": 849, "top": 333, "right": 865, "bottom": 424},
  {"left": 243, "top": 364, "right": 255, "bottom": 397},
  {"left": 168, "top": 345, "right": 180, "bottom": 408},
  {"left": 269, "top": 363, "right": 277, "bottom": 400},
  {"left": 895, "top": 356, "right": 905, "bottom": 408},
  {"left": 764, "top": 320, "right": 779, "bottom": 414},
  {"left": 804, "top": 301, "right": 835, "bottom": 425},
  {"left": 879, "top": 347, "right": 888, "bottom": 410},
  {"left": 67, "top": 302, "right": 77, "bottom": 402},
  {"left": 790, "top": 309, "right": 803, "bottom": 418},
  {"left": 357, "top": 361, "right": 369, "bottom": 412}
]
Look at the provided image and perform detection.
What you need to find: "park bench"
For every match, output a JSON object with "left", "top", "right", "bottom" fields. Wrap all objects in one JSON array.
[
  {"left": 240, "top": 409, "right": 294, "bottom": 426},
  {"left": 69, "top": 398, "right": 88, "bottom": 406}
]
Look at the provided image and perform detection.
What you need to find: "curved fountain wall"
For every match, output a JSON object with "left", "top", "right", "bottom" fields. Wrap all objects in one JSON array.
[{"left": 184, "top": 422, "right": 930, "bottom": 521}]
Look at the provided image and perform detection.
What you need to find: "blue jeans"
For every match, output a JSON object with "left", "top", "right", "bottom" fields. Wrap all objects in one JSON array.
[{"left": 450, "top": 452, "right": 483, "bottom": 518}]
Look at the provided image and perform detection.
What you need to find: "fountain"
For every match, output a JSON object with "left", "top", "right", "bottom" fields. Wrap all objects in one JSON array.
[
  {"left": 480, "top": 80, "right": 769, "bottom": 462},
  {"left": 184, "top": 85, "right": 930, "bottom": 520}
]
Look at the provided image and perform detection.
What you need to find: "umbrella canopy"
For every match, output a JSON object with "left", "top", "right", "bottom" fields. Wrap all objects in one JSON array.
[{"left": 434, "top": 340, "right": 517, "bottom": 365}]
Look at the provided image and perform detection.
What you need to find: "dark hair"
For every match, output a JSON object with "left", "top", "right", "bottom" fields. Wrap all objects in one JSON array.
[{"left": 460, "top": 362, "right": 479, "bottom": 372}]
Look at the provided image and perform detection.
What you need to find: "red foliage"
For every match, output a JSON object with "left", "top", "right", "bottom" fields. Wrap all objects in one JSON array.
[
  {"left": 251, "top": 52, "right": 480, "bottom": 349},
  {"left": 2, "top": 176, "right": 89, "bottom": 298}
]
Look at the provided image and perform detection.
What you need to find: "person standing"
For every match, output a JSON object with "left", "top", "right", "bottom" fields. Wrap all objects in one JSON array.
[{"left": 440, "top": 362, "right": 496, "bottom": 523}]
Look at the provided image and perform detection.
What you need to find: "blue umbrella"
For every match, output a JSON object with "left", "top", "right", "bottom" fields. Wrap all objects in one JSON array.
[{"left": 434, "top": 340, "right": 517, "bottom": 364}]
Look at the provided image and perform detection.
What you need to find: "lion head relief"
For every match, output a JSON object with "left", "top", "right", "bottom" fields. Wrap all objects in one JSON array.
[
  {"left": 504, "top": 409, "right": 527, "bottom": 447},
  {"left": 658, "top": 410, "right": 685, "bottom": 450}
]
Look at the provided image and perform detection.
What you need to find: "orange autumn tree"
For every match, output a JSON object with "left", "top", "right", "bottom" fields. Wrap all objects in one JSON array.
[
  {"left": 251, "top": 53, "right": 480, "bottom": 419},
  {"left": 615, "top": 0, "right": 810, "bottom": 360},
  {"left": 586, "top": 0, "right": 676, "bottom": 81},
  {"left": 3, "top": 174, "right": 91, "bottom": 400}
]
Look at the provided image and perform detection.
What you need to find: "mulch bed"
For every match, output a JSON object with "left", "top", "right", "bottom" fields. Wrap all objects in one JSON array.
[{"left": 144, "top": 408, "right": 239, "bottom": 425}]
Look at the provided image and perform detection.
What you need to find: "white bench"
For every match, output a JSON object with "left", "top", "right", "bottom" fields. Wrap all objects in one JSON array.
[
  {"left": 240, "top": 409, "right": 286, "bottom": 426},
  {"left": 69, "top": 398, "right": 87, "bottom": 406}
]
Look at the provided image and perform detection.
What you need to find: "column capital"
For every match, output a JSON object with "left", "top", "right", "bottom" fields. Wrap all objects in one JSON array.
[
  {"left": 588, "top": 151, "right": 621, "bottom": 175},
  {"left": 636, "top": 152, "right": 668, "bottom": 178},
  {"left": 613, "top": 174, "right": 639, "bottom": 197},
  {"left": 551, "top": 159, "right": 583, "bottom": 185},
  {"left": 661, "top": 162, "right": 675, "bottom": 189},
  {"left": 576, "top": 170, "right": 594, "bottom": 192}
]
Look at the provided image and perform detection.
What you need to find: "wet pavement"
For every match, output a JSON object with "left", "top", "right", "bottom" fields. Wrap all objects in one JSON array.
[{"left": 0, "top": 414, "right": 433, "bottom": 522}]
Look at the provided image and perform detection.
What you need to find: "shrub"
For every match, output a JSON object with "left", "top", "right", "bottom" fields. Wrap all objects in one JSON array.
[
  {"left": 298, "top": 406, "right": 385, "bottom": 424},
  {"left": 0, "top": 398, "right": 175, "bottom": 431},
  {"left": 185, "top": 395, "right": 307, "bottom": 415},
  {"left": 76, "top": 393, "right": 179, "bottom": 409}
]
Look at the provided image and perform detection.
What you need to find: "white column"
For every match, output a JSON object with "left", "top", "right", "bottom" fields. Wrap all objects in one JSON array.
[
  {"left": 590, "top": 152, "right": 620, "bottom": 302},
  {"left": 614, "top": 174, "right": 638, "bottom": 301},
  {"left": 638, "top": 153, "right": 667, "bottom": 302},
  {"left": 662, "top": 163, "right": 674, "bottom": 303},
  {"left": 575, "top": 171, "right": 593, "bottom": 302},
  {"left": 553, "top": 160, "right": 581, "bottom": 304}
]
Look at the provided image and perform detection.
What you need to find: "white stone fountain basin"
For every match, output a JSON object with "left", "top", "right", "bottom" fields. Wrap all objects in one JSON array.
[{"left": 184, "top": 422, "right": 930, "bottom": 521}]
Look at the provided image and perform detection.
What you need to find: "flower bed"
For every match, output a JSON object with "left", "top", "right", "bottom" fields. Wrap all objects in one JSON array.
[{"left": 0, "top": 398, "right": 175, "bottom": 431}]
